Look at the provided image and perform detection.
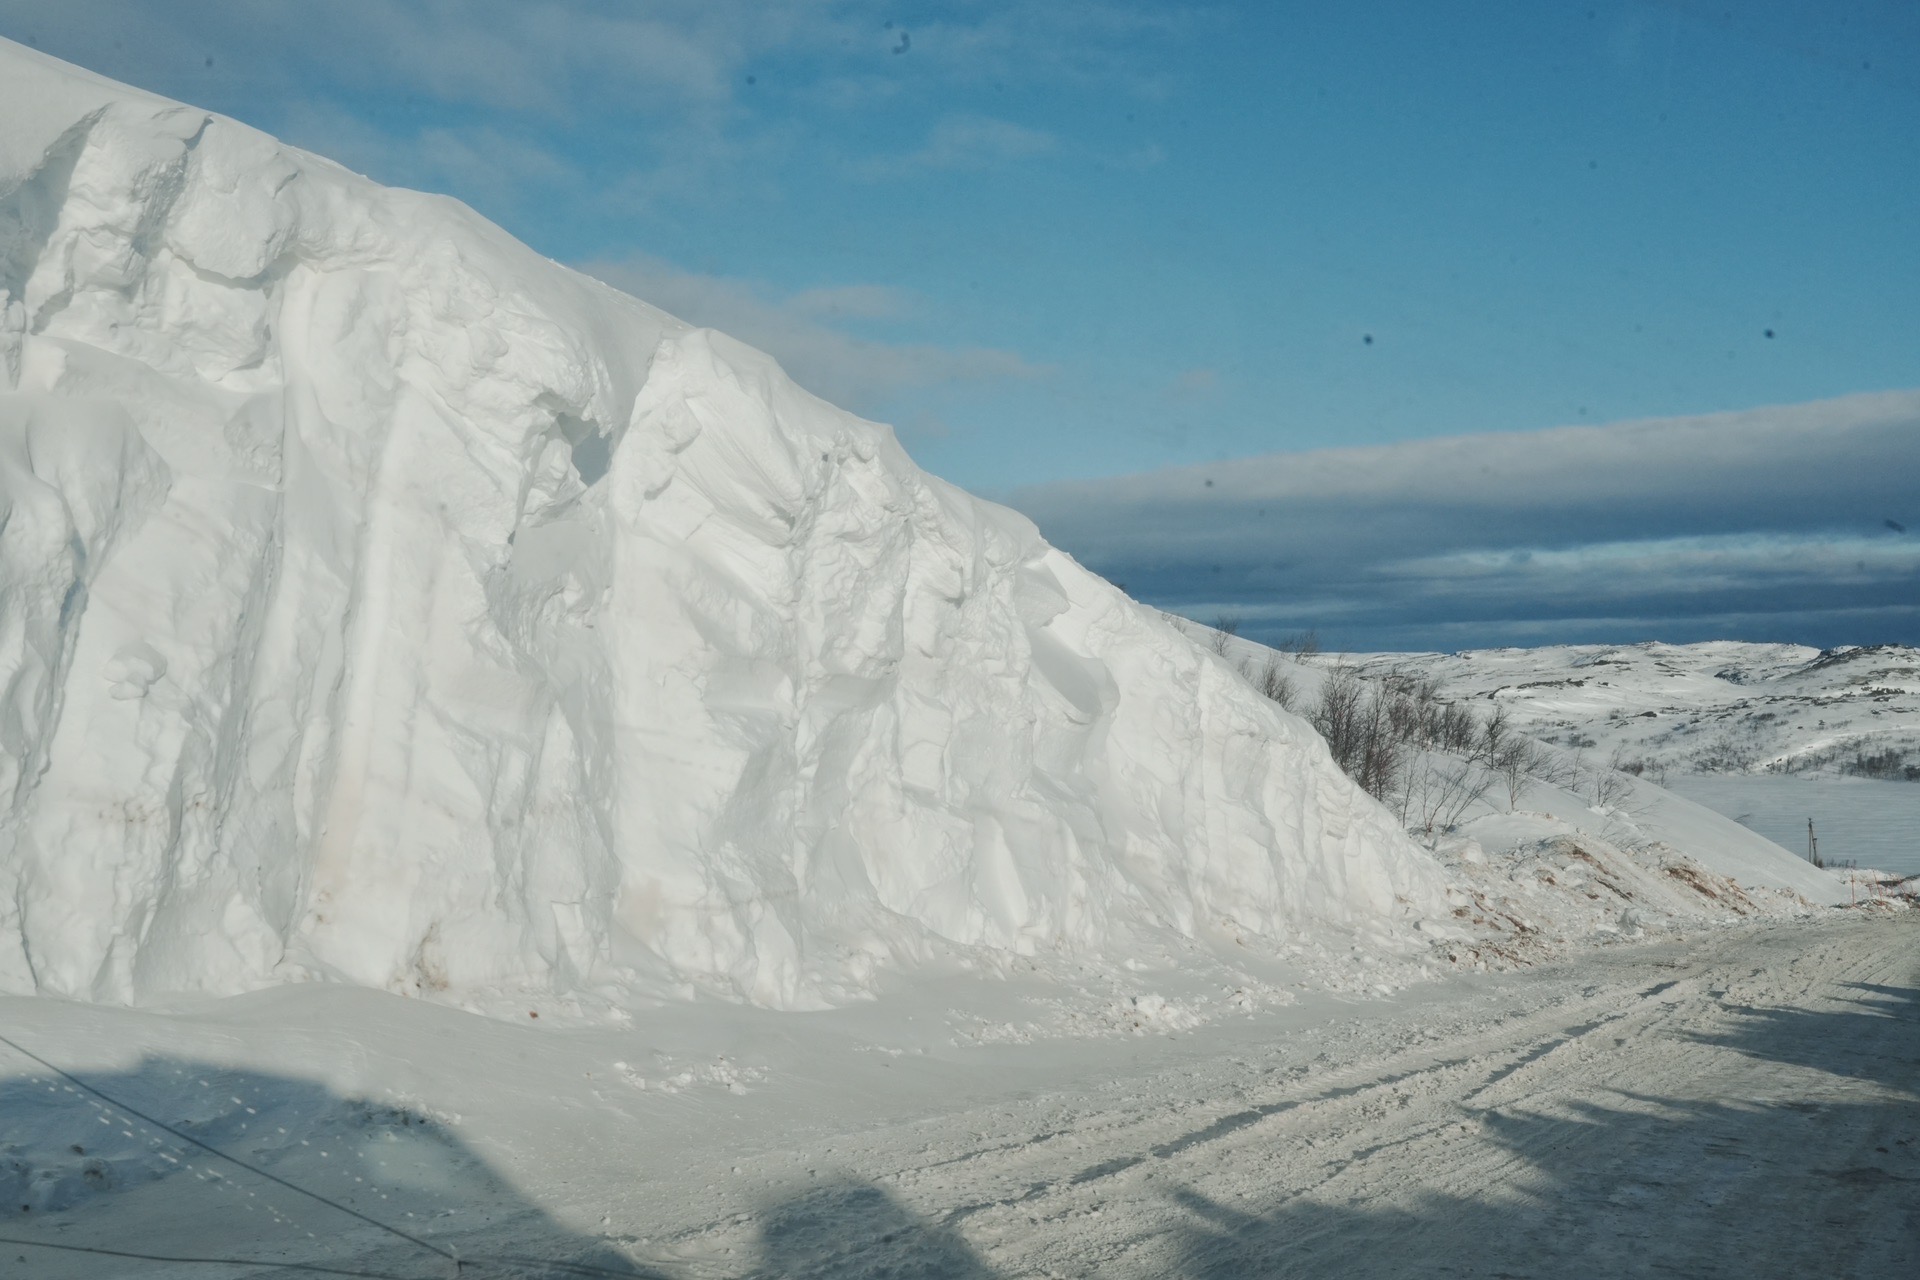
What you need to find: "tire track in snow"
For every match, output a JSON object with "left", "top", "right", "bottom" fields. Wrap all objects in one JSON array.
[{"left": 636, "top": 920, "right": 1919, "bottom": 1278}]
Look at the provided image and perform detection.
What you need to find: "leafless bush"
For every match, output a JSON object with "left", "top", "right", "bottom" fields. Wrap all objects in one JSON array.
[
  {"left": 1399, "top": 753, "right": 1495, "bottom": 845},
  {"left": 1234, "top": 652, "right": 1299, "bottom": 711},
  {"left": 1844, "top": 748, "right": 1920, "bottom": 781},
  {"left": 1771, "top": 736, "right": 1873, "bottom": 777},
  {"left": 1692, "top": 728, "right": 1759, "bottom": 773},
  {"left": 1368, "top": 669, "right": 1484, "bottom": 756},
  {"left": 1253, "top": 654, "right": 1297, "bottom": 711},
  {"left": 1588, "top": 748, "right": 1639, "bottom": 809},
  {"left": 1308, "top": 665, "right": 1495, "bottom": 809},
  {"left": 1310, "top": 664, "right": 1404, "bottom": 801},
  {"left": 1309, "top": 663, "right": 1362, "bottom": 765},
  {"left": 1432, "top": 701, "right": 1479, "bottom": 753},
  {"left": 1527, "top": 743, "right": 1581, "bottom": 790},
  {"left": 1490, "top": 734, "right": 1549, "bottom": 811},
  {"left": 1476, "top": 704, "right": 1511, "bottom": 765},
  {"left": 1300, "top": 664, "right": 1595, "bottom": 838},
  {"left": 1273, "top": 629, "right": 1321, "bottom": 660},
  {"left": 1208, "top": 615, "right": 1241, "bottom": 655},
  {"left": 1380, "top": 671, "right": 1439, "bottom": 747}
]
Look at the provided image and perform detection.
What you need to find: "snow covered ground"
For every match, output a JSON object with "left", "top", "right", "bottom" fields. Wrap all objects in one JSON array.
[
  {"left": 2, "top": 915, "right": 1914, "bottom": 1277},
  {"left": 3, "top": 37, "right": 1914, "bottom": 1279},
  {"left": 1345, "top": 642, "right": 1920, "bottom": 877},
  {"left": 1344, "top": 641, "right": 1920, "bottom": 780}
]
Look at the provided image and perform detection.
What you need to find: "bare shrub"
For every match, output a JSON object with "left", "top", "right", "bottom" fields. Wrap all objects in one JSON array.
[
  {"left": 1255, "top": 655, "right": 1297, "bottom": 711},
  {"left": 1491, "top": 735, "right": 1549, "bottom": 812},
  {"left": 1273, "top": 629, "right": 1321, "bottom": 660},
  {"left": 1845, "top": 748, "right": 1920, "bottom": 781},
  {"left": 1432, "top": 701, "right": 1478, "bottom": 753},
  {"left": 1379, "top": 670, "right": 1441, "bottom": 747},
  {"left": 1308, "top": 665, "right": 1489, "bottom": 808},
  {"left": 1528, "top": 744, "right": 1581, "bottom": 790},
  {"left": 1232, "top": 652, "right": 1301, "bottom": 712},
  {"left": 1587, "top": 749, "right": 1638, "bottom": 810},
  {"left": 1310, "top": 664, "right": 1369, "bottom": 779},
  {"left": 1301, "top": 663, "right": 1587, "bottom": 839},
  {"left": 1399, "top": 754, "right": 1495, "bottom": 846},
  {"left": 1692, "top": 728, "right": 1759, "bottom": 773},
  {"left": 1476, "top": 704, "right": 1510, "bottom": 766},
  {"left": 1310, "top": 664, "right": 1404, "bottom": 801},
  {"left": 1773, "top": 735, "right": 1878, "bottom": 777}
]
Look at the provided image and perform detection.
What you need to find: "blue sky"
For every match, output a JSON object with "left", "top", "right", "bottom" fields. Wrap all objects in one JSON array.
[{"left": 2, "top": 1, "right": 1914, "bottom": 648}]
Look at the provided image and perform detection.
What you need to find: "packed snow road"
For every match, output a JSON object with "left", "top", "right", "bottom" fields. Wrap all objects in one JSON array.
[
  {"left": 5, "top": 916, "right": 1914, "bottom": 1278},
  {"left": 647, "top": 919, "right": 1920, "bottom": 1280}
]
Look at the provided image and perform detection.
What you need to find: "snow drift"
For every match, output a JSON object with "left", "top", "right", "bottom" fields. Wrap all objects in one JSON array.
[{"left": 0, "top": 39, "right": 1447, "bottom": 1011}]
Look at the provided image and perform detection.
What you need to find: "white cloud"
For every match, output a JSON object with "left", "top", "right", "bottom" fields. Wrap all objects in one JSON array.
[
  {"left": 0, "top": 0, "right": 794, "bottom": 115},
  {"left": 579, "top": 254, "right": 1047, "bottom": 415},
  {"left": 1012, "top": 391, "right": 1920, "bottom": 649},
  {"left": 276, "top": 104, "right": 578, "bottom": 213},
  {"left": 856, "top": 114, "right": 1059, "bottom": 177},
  {"left": 0, "top": 1, "right": 1187, "bottom": 226},
  {"left": 0, "top": 0, "right": 1224, "bottom": 281},
  {"left": 906, "top": 114, "right": 1058, "bottom": 169},
  {"left": 0, "top": 1, "right": 1180, "bottom": 125},
  {"left": 895, "top": 4, "right": 1189, "bottom": 97}
]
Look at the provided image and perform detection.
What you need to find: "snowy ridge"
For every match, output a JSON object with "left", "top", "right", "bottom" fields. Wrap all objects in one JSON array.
[
  {"left": 1348, "top": 641, "right": 1920, "bottom": 780},
  {"left": 0, "top": 38, "right": 1447, "bottom": 1013},
  {"left": 1343, "top": 640, "right": 1920, "bottom": 883},
  {"left": 1345, "top": 640, "right": 1918, "bottom": 887}
]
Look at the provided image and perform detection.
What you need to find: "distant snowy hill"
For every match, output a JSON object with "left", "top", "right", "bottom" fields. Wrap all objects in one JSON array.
[
  {"left": 1182, "top": 631, "right": 1847, "bottom": 915},
  {"left": 1347, "top": 641, "right": 1919, "bottom": 880},
  {"left": 0, "top": 38, "right": 1450, "bottom": 1014},
  {"left": 1348, "top": 641, "right": 1920, "bottom": 779}
]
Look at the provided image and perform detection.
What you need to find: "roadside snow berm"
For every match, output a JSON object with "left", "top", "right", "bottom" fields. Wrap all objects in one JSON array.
[{"left": 0, "top": 37, "right": 1447, "bottom": 1014}]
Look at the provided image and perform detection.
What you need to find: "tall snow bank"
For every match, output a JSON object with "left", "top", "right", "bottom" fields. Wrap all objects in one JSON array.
[{"left": 0, "top": 38, "right": 1447, "bottom": 1011}]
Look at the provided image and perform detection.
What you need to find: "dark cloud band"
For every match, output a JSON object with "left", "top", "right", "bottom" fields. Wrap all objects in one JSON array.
[{"left": 1012, "top": 391, "right": 1920, "bottom": 651}]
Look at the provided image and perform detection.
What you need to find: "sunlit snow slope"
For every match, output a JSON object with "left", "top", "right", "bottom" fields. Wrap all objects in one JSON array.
[{"left": 0, "top": 40, "right": 1448, "bottom": 1012}]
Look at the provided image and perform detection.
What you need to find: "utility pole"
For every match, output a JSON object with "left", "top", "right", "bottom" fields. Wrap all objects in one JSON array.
[{"left": 1807, "top": 818, "right": 1820, "bottom": 868}]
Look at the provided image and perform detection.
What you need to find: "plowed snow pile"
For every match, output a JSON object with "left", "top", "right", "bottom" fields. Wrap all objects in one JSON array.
[{"left": 0, "top": 40, "right": 1449, "bottom": 1013}]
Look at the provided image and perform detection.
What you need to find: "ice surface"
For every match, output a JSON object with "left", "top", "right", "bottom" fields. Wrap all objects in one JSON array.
[
  {"left": 1666, "top": 774, "right": 1920, "bottom": 878},
  {"left": 0, "top": 38, "right": 1449, "bottom": 1013}
]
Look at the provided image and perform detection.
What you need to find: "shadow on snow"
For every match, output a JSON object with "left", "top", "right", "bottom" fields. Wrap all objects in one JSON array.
[
  {"left": 1, "top": 977, "right": 1914, "bottom": 1277},
  {"left": 1173, "top": 977, "right": 1920, "bottom": 1279},
  {"left": 0, "top": 1052, "right": 653, "bottom": 1279}
]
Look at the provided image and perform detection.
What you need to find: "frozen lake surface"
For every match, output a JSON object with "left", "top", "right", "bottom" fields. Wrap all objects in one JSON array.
[{"left": 1667, "top": 774, "right": 1920, "bottom": 877}]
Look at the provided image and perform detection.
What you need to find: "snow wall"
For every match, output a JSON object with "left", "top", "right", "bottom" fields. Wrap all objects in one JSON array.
[{"left": 0, "top": 39, "right": 1448, "bottom": 1011}]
